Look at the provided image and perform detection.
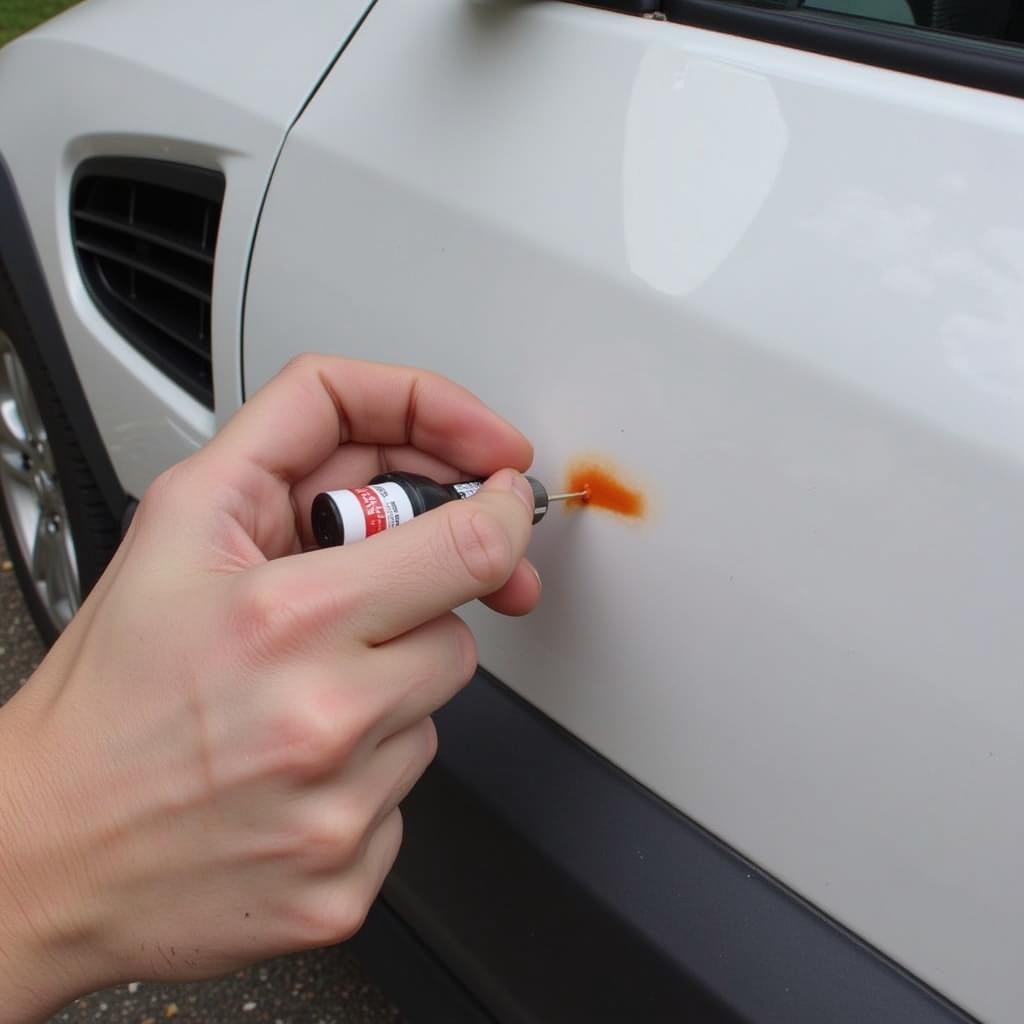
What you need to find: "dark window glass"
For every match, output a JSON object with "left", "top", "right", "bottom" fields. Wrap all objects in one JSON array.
[{"left": 778, "top": 0, "right": 1021, "bottom": 44}]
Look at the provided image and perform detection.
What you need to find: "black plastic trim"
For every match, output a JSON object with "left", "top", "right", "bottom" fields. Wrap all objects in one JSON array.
[
  {"left": 71, "top": 157, "right": 225, "bottom": 204},
  {"left": 350, "top": 900, "right": 496, "bottom": 1024},
  {"left": 376, "top": 669, "right": 977, "bottom": 1023},
  {"left": 71, "top": 157, "right": 224, "bottom": 409},
  {"left": 72, "top": 209, "right": 215, "bottom": 265},
  {"left": 664, "top": 1, "right": 1024, "bottom": 98},
  {"left": 588, "top": 0, "right": 661, "bottom": 11},
  {"left": 0, "top": 154, "right": 126, "bottom": 523}
]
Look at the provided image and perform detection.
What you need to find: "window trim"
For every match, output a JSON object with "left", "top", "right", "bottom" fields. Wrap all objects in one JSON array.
[{"left": 664, "top": 0, "right": 1024, "bottom": 99}]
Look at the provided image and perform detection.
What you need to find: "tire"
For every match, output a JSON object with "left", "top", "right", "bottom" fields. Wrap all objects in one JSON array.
[{"left": 0, "top": 263, "right": 121, "bottom": 647}]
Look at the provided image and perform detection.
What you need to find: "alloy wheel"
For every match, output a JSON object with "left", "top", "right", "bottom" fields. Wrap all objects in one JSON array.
[{"left": 0, "top": 330, "right": 80, "bottom": 631}]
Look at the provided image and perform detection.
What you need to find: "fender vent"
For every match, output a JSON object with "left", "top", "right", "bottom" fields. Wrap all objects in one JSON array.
[{"left": 71, "top": 159, "right": 225, "bottom": 409}]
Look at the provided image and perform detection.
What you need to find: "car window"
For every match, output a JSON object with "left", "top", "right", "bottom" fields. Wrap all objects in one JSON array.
[
  {"left": 697, "top": 0, "right": 1024, "bottom": 45},
  {"left": 804, "top": 0, "right": 913, "bottom": 25},
  {"left": 805, "top": 0, "right": 1021, "bottom": 40},
  {"left": 663, "top": 0, "right": 1024, "bottom": 98}
]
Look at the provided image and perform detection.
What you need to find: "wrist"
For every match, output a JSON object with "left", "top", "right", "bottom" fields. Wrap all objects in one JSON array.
[{"left": 0, "top": 696, "right": 107, "bottom": 1022}]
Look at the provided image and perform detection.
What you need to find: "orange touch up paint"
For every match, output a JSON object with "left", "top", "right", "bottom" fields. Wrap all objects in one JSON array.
[{"left": 564, "top": 459, "right": 646, "bottom": 518}]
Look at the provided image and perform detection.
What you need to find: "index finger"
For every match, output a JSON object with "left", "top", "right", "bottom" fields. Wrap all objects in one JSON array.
[
  {"left": 253, "top": 470, "right": 537, "bottom": 646},
  {"left": 211, "top": 354, "right": 533, "bottom": 482}
]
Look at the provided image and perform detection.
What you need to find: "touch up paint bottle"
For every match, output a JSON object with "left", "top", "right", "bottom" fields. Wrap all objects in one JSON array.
[{"left": 312, "top": 472, "right": 586, "bottom": 548}]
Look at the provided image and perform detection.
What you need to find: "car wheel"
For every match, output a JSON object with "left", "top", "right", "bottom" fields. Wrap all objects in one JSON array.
[{"left": 0, "top": 277, "right": 120, "bottom": 646}]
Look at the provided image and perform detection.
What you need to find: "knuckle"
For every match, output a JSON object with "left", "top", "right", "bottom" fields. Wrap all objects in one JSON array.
[
  {"left": 230, "top": 570, "right": 363, "bottom": 671},
  {"left": 328, "top": 894, "right": 373, "bottom": 944},
  {"left": 281, "top": 352, "right": 322, "bottom": 378},
  {"left": 320, "top": 903, "right": 368, "bottom": 946},
  {"left": 267, "top": 703, "right": 347, "bottom": 781},
  {"left": 140, "top": 468, "right": 173, "bottom": 509},
  {"left": 445, "top": 505, "right": 514, "bottom": 590},
  {"left": 451, "top": 616, "right": 479, "bottom": 685},
  {"left": 420, "top": 717, "right": 439, "bottom": 766},
  {"left": 289, "top": 892, "right": 369, "bottom": 948},
  {"left": 135, "top": 461, "right": 190, "bottom": 527},
  {"left": 304, "top": 580, "right": 361, "bottom": 638},
  {"left": 230, "top": 577, "right": 306, "bottom": 663},
  {"left": 298, "top": 807, "right": 367, "bottom": 871},
  {"left": 381, "top": 806, "right": 404, "bottom": 867},
  {"left": 390, "top": 722, "right": 436, "bottom": 802},
  {"left": 278, "top": 355, "right": 331, "bottom": 416}
]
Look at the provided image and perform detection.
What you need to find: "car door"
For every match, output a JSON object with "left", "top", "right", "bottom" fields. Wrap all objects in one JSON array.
[{"left": 243, "top": 2, "right": 1024, "bottom": 1020}]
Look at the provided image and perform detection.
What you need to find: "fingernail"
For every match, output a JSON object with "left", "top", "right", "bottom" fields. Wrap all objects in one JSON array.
[
  {"left": 486, "top": 469, "right": 536, "bottom": 515},
  {"left": 529, "top": 562, "right": 543, "bottom": 592}
]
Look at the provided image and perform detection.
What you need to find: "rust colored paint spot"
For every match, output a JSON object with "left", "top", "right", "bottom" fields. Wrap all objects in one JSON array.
[{"left": 565, "top": 459, "right": 646, "bottom": 518}]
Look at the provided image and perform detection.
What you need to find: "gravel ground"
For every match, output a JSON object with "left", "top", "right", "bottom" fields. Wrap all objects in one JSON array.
[{"left": 0, "top": 534, "right": 403, "bottom": 1024}]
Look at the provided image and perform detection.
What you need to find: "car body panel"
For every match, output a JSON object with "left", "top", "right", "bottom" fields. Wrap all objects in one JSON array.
[
  {"left": 244, "top": 3, "right": 1024, "bottom": 1020},
  {"left": 376, "top": 668, "right": 971, "bottom": 1023},
  {"left": 0, "top": 0, "right": 374, "bottom": 498}
]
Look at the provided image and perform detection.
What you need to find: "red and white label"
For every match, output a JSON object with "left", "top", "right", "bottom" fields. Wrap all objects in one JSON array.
[{"left": 324, "top": 483, "right": 415, "bottom": 544}]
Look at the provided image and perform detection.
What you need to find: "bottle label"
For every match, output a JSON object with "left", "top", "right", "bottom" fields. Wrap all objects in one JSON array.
[
  {"left": 452, "top": 481, "right": 482, "bottom": 500},
  {"left": 324, "top": 483, "right": 415, "bottom": 543}
]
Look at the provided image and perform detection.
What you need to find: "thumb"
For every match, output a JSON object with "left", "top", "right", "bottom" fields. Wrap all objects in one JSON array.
[{"left": 257, "top": 469, "right": 538, "bottom": 646}]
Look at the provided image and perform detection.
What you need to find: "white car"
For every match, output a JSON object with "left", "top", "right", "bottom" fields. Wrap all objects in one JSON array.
[{"left": 1, "top": 1, "right": 1022, "bottom": 1020}]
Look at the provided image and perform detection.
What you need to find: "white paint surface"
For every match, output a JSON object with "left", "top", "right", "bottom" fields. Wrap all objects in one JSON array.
[
  {"left": 244, "top": 3, "right": 1024, "bottom": 1020},
  {"left": 0, "top": 0, "right": 374, "bottom": 496}
]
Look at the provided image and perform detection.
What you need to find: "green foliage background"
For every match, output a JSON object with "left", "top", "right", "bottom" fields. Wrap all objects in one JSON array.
[{"left": 0, "top": 0, "right": 80, "bottom": 47}]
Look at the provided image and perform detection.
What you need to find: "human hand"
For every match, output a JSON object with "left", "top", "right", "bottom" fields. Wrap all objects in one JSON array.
[{"left": 0, "top": 355, "right": 539, "bottom": 1022}]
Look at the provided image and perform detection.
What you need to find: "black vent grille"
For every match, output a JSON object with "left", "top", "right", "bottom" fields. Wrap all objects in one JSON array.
[{"left": 71, "top": 159, "right": 225, "bottom": 408}]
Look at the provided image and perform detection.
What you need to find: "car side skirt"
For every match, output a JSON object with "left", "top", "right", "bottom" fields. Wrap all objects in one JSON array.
[{"left": 360, "top": 669, "right": 977, "bottom": 1024}]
